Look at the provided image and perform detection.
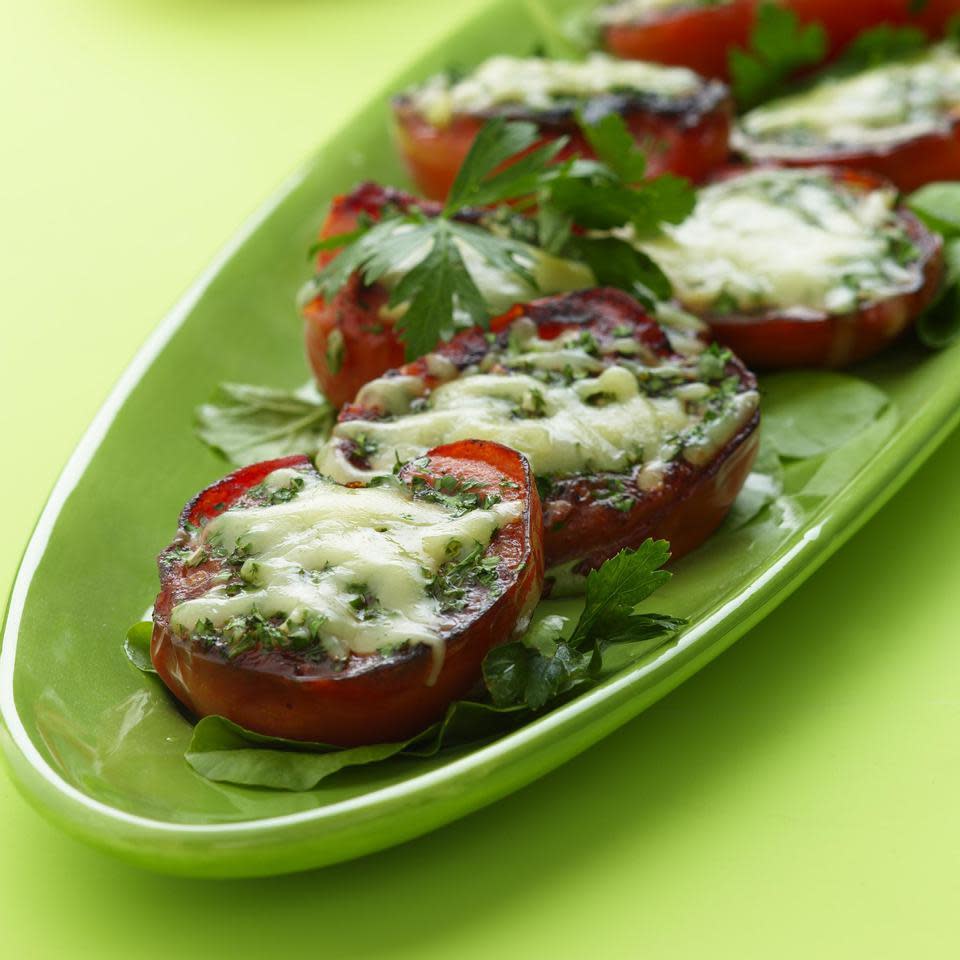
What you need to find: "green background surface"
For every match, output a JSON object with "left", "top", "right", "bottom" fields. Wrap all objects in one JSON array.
[{"left": 2, "top": 0, "right": 958, "bottom": 956}]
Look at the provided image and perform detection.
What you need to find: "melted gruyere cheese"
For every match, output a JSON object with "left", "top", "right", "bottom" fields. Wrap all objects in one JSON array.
[
  {"left": 319, "top": 325, "right": 758, "bottom": 486},
  {"left": 737, "top": 45, "right": 960, "bottom": 155},
  {"left": 639, "top": 168, "right": 917, "bottom": 315},
  {"left": 407, "top": 53, "right": 702, "bottom": 127},
  {"left": 171, "top": 468, "right": 521, "bottom": 666}
]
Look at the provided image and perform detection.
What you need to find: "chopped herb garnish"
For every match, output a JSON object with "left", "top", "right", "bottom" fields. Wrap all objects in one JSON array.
[
  {"left": 410, "top": 472, "right": 501, "bottom": 515},
  {"left": 697, "top": 343, "right": 734, "bottom": 382},
  {"left": 347, "top": 583, "right": 381, "bottom": 621},
  {"left": 428, "top": 541, "right": 502, "bottom": 613},
  {"left": 352, "top": 433, "right": 379, "bottom": 460}
]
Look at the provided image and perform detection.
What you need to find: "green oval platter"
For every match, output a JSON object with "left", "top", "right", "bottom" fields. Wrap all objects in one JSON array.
[{"left": 3, "top": 0, "right": 960, "bottom": 877}]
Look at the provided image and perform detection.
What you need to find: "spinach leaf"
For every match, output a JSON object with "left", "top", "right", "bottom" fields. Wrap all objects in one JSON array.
[
  {"left": 194, "top": 381, "right": 334, "bottom": 466},
  {"left": 123, "top": 621, "right": 156, "bottom": 674},
  {"left": 760, "top": 371, "right": 890, "bottom": 460},
  {"left": 909, "top": 182, "right": 960, "bottom": 239},
  {"left": 185, "top": 717, "right": 412, "bottom": 791},
  {"left": 184, "top": 700, "right": 527, "bottom": 791},
  {"left": 918, "top": 238, "right": 960, "bottom": 349}
]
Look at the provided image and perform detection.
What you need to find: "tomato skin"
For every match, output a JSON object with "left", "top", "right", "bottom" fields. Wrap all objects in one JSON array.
[
  {"left": 337, "top": 288, "right": 759, "bottom": 576},
  {"left": 737, "top": 114, "right": 960, "bottom": 194},
  {"left": 151, "top": 443, "right": 543, "bottom": 746},
  {"left": 602, "top": 0, "right": 960, "bottom": 81},
  {"left": 604, "top": 1, "right": 759, "bottom": 81},
  {"left": 694, "top": 167, "right": 945, "bottom": 369},
  {"left": 391, "top": 86, "right": 733, "bottom": 201},
  {"left": 787, "top": 0, "right": 960, "bottom": 58}
]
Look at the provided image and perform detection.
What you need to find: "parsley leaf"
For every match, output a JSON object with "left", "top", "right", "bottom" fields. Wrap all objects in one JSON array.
[
  {"left": 482, "top": 540, "right": 685, "bottom": 710},
  {"left": 729, "top": 2, "right": 827, "bottom": 109},
  {"left": 308, "top": 113, "right": 692, "bottom": 362},
  {"left": 828, "top": 24, "right": 926, "bottom": 75},
  {"left": 194, "top": 381, "right": 334, "bottom": 466},
  {"left": 388, "top": 221, "right": 487, "bottom": 358},
  {"left": 561, "top": 235, "right": 672, "bottom": 307},
  {"left": 580, "top": 112, "right": 648, "bottom": 182},
  {"left": 541, "top": 115, "right": 695, "bottom": 244},
  {"left": 445, "top": 117, "right": 566, "bottom": 211}
]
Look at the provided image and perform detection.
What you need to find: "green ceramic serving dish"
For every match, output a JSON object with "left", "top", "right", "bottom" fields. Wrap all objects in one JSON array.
[{"left": 3, "top": 0, "right": 960, "bottom": 877}]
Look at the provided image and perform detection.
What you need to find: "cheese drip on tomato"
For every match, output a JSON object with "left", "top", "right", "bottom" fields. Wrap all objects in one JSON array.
[
  {"left": 320, "top": 325, "right": 758, "bottom": 484},
  {"left": 639, "top": 168, "right": 918, "bottom": 315},
  {"left": 170, "top": 468, "right": 521, "bottom": 666},
  {"left": 737, "top": 45, "right": 960, "bottom": 154},
  {"left": 407, "top": 53, "right": 702, "bottom": 127}
]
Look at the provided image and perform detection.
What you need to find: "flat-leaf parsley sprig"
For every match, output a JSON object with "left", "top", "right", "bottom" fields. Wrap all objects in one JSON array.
[
  {"left": 483, "top": 539, "right": 686, "bottom": 710},
  {"left": 729, "top": 1, "right": 827, "bottom": 110},
  {"left": 302, "top": 115, "right": 695, "bottom": 361},
  {"left": 301, "top": 119, "right": 563, "bottom": 361}
]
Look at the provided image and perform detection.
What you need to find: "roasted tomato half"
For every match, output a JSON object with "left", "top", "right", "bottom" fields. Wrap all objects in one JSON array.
[
  {"left": 320, "top": 288, "right": 760, "bottom": 585},
  {"left": 734, "top": 44, "right": 960, "bottom": 192},
  {"left": 599, "top": 0, "right": 960, "bottom": 81},
  {"left": 151, "top": 442, "right": 543, "bottom": 746},
  {"left": 639, "top": 165, "right": 945, "bottom": 368},
  {"left": 392, "top": 53, "right": 732, "bottom": 200}
]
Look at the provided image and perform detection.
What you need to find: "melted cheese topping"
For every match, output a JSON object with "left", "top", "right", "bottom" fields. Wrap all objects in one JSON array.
[
  {"left": 170, "top": 470, "right": 521, "bottom": 664},
  {"left": 596, "top": 0, "right": 733, "bottom": 24},
  {"left": 737, "top": 46, "right": 960, "bottom": 155},
  {"left": 320, "top": 328, "right": 759, "bottom": 485},
  {"left": 639, "top": 168, "right": 917, "bottom": 314},
  {"left": 408, "top": 53, "right": 702, "bottom": 127}
]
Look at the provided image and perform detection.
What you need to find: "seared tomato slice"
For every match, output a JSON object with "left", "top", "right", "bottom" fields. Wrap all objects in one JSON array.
[
  {"left": 734, "top": 45, "right": 960, "bottom": 192},
  {"left": 392, "top": 54, "right": 732, "bottom": 200},
  {"left": 151, "top": 443, "right": 543, "bottom": 746},
  {"left": 639, "top": 166, "right": 945, "bottom": 368},
  {"left": 322, "top": 288, "right": 760, "bottom": 584},
  {"left": 599, "top": 0, "right": 960, "bottom": 81}
]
